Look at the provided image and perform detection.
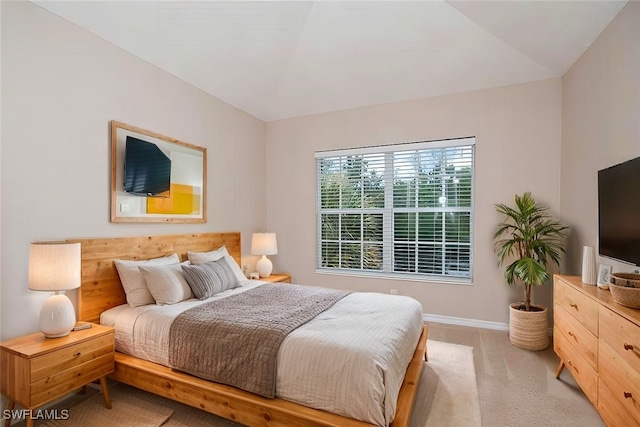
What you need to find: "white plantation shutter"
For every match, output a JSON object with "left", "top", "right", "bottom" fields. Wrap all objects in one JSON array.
[{"left": 316, "top": 137, "right": 475, "bottom": 281}]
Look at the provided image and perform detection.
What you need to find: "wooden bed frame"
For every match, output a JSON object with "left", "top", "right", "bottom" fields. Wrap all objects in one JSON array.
[{"left": 70, "top": 232, "right": 427, "bottom": 427}]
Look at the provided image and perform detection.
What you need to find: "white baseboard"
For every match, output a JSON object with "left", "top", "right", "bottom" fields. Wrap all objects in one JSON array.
[
  {"left": 422, "top": 313, "right": 509, "bottom": 331},
  {"left": 423, "top": 313, "right": 555, "bottom": 336}
]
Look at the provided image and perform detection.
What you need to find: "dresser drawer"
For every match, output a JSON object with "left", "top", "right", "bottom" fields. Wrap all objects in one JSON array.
[
  {"left": 599, "top": 339, "right": 640, "bottom": 425},
  {"left": 31, "top": 334, "right": 114, "bottom": 382},
  {"left": 554, "top": 326, "right": 597, "bottom": 406},
  {"left": 599, "top": 378, "right": 640, "bottom": 427},
  {"left": 554, "top": 278, "right": 599, "bottom": 335},
  {"left": 554, "top": 303, "right": 597, "bottom": 370},
  {"left": 600, "top": 307, "right": 640, "bottom": 375}
]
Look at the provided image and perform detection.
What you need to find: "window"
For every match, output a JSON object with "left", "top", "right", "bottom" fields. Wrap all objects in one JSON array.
[{"left": 316, "top": 137, "right": 474, "bottom": 281}]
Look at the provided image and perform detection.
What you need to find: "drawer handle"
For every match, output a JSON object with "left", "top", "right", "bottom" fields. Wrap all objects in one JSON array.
[
  {"left": 567, "top": 360, "right": 579, "bottom": 374},
  {"left": 569, "top": 303, "right": 578, "bottom": 309},
  {"left": 74, "top": 352, "right": 81, "bottom": 357},
  {"left": 624, "top": 343, "right": 634, "bottom": 351},
  {"left": 624, "top": 391, "right": 633, "bottom": 399},
  {"left": 568, "top": 331, "right": 575, "bottom": 338}
]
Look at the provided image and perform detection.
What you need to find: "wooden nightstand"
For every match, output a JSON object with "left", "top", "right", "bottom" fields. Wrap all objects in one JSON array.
[
  {"left": 259, "top": 274, "right": 291, "bottom": 284},
  {"left": 1, "top": 324, "right": 114, "bottom": 427}
]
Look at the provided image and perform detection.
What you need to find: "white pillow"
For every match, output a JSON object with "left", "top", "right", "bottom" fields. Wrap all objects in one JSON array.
[
  {"left": 114, "top": 253, "right": 180, "bottom": 307},
  {"left": 187, "top": 246, "right": 247, "bottom": 284},
  {"left": 187, "top": 246, "right": 228, "bottom": 264},
  {"left": 138, "top": 262, "right": 193, "bottom": 305}
]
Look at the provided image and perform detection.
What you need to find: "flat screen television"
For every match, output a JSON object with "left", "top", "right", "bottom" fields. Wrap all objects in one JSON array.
[
  {"left": 598, "top": 155, "right": 640, "bottom": 266},
  {"left": 123, "top": 136, "right": 171, "bottom": 197}
]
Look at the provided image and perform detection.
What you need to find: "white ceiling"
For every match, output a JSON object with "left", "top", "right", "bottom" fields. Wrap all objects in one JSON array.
[{"left": 33, "top": 1, "right": 627, "bottom": 122}]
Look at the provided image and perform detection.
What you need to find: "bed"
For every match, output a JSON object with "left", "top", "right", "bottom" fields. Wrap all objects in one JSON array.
[{"left": 70, "top": 232, "right": 427, "bottom": 427}]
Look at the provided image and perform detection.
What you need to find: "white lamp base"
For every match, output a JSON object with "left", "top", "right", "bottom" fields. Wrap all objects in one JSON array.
[
  {"left": 39, "top": 293, "right": 76, "bottom": 338},
  {"left": 257, "top": 255, "right": 273, "bottom": 278}
]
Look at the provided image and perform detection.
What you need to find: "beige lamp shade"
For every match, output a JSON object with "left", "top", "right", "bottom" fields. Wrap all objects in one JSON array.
[
  {"left": 252, "top": 233, "right": 277, "bottom": 278},
  {"left": 28, "top": 242, "right": 81, "bottom": 338},
  {"left": 251, "top": 233, "right": 278, "bottom": 256},
  {"left": 29, "top": 242, "right": 81, "bottom": 291}
]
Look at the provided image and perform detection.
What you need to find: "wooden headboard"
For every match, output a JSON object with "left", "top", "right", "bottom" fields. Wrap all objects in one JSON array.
[{"left": 68, "top": 232, "right": 241, "bottom": 323}]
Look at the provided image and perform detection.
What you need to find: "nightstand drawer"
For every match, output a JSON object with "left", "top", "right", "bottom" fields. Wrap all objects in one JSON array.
[
  {"left": 30, "top": 352, "right": 114, "bottom": 407},
  {"left": 31, "top": 334, "right": 114, "bottom": 382}
]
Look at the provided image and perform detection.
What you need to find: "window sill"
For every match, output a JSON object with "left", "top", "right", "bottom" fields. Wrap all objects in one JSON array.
[{"left": 314, "top": 268, "right": 473, "bottom": 286}]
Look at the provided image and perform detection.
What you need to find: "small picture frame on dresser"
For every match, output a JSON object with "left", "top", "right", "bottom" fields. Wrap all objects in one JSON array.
[{"left": 597, "top": 264, "right": 611, "bottom": 289}]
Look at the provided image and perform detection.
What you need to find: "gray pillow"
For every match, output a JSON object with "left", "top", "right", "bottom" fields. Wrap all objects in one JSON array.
[{"left": 181, "top": 257, "right": 239, "bottom": 300}]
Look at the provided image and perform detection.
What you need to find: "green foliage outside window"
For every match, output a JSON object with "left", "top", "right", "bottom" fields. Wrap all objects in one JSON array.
[{"left": 318, "top": 143, "right": 473, "bottom": 279}]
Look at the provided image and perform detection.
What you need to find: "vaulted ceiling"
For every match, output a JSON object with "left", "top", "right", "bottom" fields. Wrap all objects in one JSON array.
[{"left": 33, "top": 1, "right": 627, "bottom": 121}]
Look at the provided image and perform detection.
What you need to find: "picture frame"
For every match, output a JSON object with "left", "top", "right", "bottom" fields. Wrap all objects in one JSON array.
[
  {"left": 110, "top": 121, "right": 207, "bottom": 223},
  {"left": 597, "top": 264, "right": 612, "bottom": 288}
]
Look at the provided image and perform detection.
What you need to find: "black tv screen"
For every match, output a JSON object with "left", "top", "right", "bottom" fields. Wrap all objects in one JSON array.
[
  {"left": 124, "top": 136, "right": 171, "bottom": 196},
  {"left": 598, "top": 155, "right": 640, "bottom": 266}
]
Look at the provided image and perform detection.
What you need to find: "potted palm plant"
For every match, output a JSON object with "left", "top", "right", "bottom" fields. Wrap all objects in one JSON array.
[{"left": 494, "top": 192, "right": 568, "bottom": 351}]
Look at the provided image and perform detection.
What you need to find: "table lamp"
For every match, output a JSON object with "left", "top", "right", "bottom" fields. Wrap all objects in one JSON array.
[
  {"left": 251, "top": 233, "right": 278, "bottom": 278},
  {"left": 28, "top": 242, "right": 81, "bottom": 338}
]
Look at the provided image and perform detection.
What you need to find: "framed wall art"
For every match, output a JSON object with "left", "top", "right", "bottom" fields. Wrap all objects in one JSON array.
[{"left": 111, "top": 121, "right": 207, "bottom": 223}]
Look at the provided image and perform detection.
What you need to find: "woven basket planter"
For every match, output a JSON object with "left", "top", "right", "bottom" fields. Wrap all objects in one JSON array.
[{"left": 509, "top": 304, "right": 549, "bottom": 351}]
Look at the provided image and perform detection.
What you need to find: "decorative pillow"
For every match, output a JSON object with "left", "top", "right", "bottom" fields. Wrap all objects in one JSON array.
[
  {"left": 186, "top": 246, "right": 229, "bottom": 264},
  {"left": 181, "top": 257, "right": 240, "bottom": 300},
  {"left": 138, "top": 262, "right": 193, "bottom": 305},
  {"left": 114, "top": 253, "right": 180, "bottom": 307},
  {"left": 187, "top": 246, "right": 247, "bottom": 284}
]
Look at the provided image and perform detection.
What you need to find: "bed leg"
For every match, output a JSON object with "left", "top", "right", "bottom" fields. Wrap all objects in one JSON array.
[{"left": 424, "top": 324, "right": 429, "bottom": 362}]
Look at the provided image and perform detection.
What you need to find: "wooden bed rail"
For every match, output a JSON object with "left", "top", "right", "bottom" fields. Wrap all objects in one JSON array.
[{"left": 110, "top": 325, "right": 427, "bottom": 427}]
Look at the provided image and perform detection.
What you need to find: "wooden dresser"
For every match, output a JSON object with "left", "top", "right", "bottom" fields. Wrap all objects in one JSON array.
[{"left": 553, "top": 275, "right": 640, "bottom": 427}]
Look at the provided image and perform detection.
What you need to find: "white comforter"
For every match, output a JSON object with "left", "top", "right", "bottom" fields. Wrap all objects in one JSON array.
[{"left": 101, "top": 281, "right": 423, "bottom": 426}]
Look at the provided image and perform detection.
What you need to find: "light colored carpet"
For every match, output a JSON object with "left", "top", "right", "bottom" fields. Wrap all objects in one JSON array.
[
  {"left": 427, "top": 322, "right": 604, "bottom": 427},
  {"left": 410, "top": 340, "right": 482, "bottom": 427},
  {"left": 27, "top": 340, "right": 480, "bottom": 427}
]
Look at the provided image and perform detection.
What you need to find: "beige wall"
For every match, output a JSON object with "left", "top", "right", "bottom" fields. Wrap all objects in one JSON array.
[
  {"left": 0, "top": 2, "right": 267, "bottom": 340},
  {"left": 561, "top": 1, "right": 640, "bottom": 275},
  {"left": 265, "top": 78, "right": 563, "bottom": 325},
  {"left": 2, "top": 1, "right": 635, "bottom": 340}
]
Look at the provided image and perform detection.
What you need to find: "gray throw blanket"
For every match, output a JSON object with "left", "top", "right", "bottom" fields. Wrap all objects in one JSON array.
[{"left": 168, "top": 284, "right": 350, "bottom": 397}]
